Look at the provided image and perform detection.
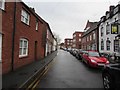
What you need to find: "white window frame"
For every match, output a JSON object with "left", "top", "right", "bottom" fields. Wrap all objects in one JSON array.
[
  {"left": 36, "top": 20, "right": 38, "bottom": 31},
  {"left": 21, "top": 9, "right": 30, "bottom": 25},
  {"left": 0, "top": 0, "right": 5, "bottom": 10},
  {"left": 79, "top": 34, "right": 81, "bottom": 37},
  {"left": 19, "top": 38, "right": 28, "bottom": 57},
  {"left": 106, "top": 40, "right": 110, "bottom": 51},
  {"left": 106, "top": 23, "right": 110, "bottom": 35},
  {"left": 93, "top": 33, "right": 95, "bottom": 40},
  {"left": 90, "top": 35, "right": 92, "bottom": 41},
  {"left": 79, "top": 39, "right": 81, "bottom": 41}
]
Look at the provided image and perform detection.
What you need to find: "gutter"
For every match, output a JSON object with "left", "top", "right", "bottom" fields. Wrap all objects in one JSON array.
[{"left": 11, "top": 1, "right": 16, "bottom": 71}]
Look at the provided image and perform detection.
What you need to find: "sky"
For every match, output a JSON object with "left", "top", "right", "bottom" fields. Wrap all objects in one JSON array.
[{"left": 22, "top": 0, "right": 119, "bottom": 42}]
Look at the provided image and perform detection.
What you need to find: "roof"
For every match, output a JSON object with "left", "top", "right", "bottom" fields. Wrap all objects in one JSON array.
[
  {"left": 73, "top": 31, "right": 83, "bottom": 35},
  {"left": 82, "top": 22, "right": 99, "bottom": 37}
]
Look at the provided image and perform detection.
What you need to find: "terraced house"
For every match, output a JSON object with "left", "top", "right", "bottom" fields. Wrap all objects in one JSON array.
[
  {"left": 64, "top": 38, "right": 73, "bottom": 49},
  {"left": 81, "top": 20, "right": 99, "bottom": 51},
  {"left": 72, "top": 31, "right": 83, "bottom": 49},
  {"left": 1, "top": 1, "right": 57, "bottom": 74},
  {"left": 99, "top": 5, "right": 120, "bottom": 57}
]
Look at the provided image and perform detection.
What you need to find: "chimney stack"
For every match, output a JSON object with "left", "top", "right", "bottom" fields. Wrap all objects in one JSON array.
[
  {"left": 109, "top": 6, "right": 115, "bottom": 11},
  {"left": 29, "top": 7, "right": 35, "bottom": 12}
]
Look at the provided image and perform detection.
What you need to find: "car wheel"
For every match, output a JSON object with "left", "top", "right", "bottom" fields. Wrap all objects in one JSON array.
[{"left": 103, "top": 73, "right": 115, "bottom": 90}]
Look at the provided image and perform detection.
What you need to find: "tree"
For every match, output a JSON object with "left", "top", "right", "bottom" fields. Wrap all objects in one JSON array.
[{"left": 53, "top": 32, "right": 61, "bottom": 44}]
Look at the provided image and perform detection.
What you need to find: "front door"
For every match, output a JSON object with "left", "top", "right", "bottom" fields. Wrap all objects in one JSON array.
[{"left": 34, "top": 41, "right": 37, "bottom": 60}]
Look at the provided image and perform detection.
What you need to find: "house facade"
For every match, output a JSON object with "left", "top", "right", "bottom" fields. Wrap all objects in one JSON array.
[
  {"left": 1, "top": 1, "right": 56, "bottom": 74},
  {"left": 72, "top": 31, "right": 83, "bottom": 49},
  {"left": 45, "top": 23, "right": 57, "bottom": 56},
  {"left": 99, "top": 5, "right": 120, "bottom": 56},
  {"left": 81, "top": 20, "right": 99, "bottom": 51},
  {"left": 64, "top": 38, "right": 73, "bottom": 49}
]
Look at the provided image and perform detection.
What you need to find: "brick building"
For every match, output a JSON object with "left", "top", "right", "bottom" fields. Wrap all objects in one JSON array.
[
  {"left": 64, "top": 38, "right": 73, "bottom": 49},
  {"left": 81, "top": 20, "right": 99, "bottom": 51},
  {"left": 72, "top": 31, "right": 83, "bottom": 49},
  {"left": 1, "top": 1, "right": 56, "bottom": 74}
]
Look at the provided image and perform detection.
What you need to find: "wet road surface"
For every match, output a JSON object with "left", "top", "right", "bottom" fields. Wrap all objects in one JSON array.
[{"left": 37, "top": 50, "right": 104, "bottom": 88}]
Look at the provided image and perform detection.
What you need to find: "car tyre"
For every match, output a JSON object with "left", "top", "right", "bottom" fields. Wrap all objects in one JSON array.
[{"left": 103, "top": 73, "right": 115, "bottom": 90}]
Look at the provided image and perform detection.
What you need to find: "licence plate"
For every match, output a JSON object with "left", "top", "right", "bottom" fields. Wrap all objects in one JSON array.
[{"left": 98, "top": 64, "right": 105, "bottom": 66}]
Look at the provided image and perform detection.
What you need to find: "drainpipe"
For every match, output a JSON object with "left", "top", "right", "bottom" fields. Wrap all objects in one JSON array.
[{"left": 11, "top": 1, "right": 16, "bottom": 71}]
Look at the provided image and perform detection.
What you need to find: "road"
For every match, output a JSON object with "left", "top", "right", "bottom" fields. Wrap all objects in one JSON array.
[{"left": 37, "top": 50, "right": 104, "bottom": 88}]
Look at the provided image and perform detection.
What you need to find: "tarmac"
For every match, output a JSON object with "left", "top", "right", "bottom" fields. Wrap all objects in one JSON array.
[{"left": 2, "top": 51, "right": 58, "bottom": 88}]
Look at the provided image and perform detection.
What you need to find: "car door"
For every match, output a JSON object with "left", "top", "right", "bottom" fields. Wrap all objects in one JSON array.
[{"left": 82, "top": 52, "right": 89, "bottom": 63}]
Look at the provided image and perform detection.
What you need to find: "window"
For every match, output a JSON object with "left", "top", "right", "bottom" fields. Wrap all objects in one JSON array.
[
  {"left": 36, "top": 20, "right": 38, "bottom": 31},
  {"left": 79, "top": 34, "right": 81, "bottom": 37},
  {"left": 93, "top": 33, "right": 95, "bottom": 40},
  {"left": 0, "top": 0, "right": 5, "bottom": 10},
  {"left": 106, "top": 23, "right": 110, "bottom": 35},
  {"left": 73, "top": 34, "right": 76, "bottom": 37},
  {"left": 101, "top": 39, "right": 104, "bottom": 50},
  {"left": 106, "top": 38, "right": 111, "bottom": 51},
  {"left": 114, "top": 40, "right": 119, "bottom": 52},
  {"left": 87, "top": 36, "right": 89, "bottom": 41},
  {"left": 101, "top": 26, "right": 104, "bottom": 36},
  {"left": 21, "top": 9, "right": 30, "bottom": 25},
  {"left": 79, "top": 39, "right": 81, "bottom": 41},
  {"left": 19, "top": 38, "right": 28, "bottom": 57},
  {"left": 90, "top": 35, "right": 92, "bottom": 41}
]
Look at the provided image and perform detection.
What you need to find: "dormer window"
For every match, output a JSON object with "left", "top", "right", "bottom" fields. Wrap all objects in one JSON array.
[{"left": 0, "top": 0, "right": 5, "bottom": 10}]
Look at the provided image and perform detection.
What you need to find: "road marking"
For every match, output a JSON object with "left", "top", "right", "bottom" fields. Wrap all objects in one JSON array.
[{"left": 27, "top": 60, "right": 56, "bottom": 89}]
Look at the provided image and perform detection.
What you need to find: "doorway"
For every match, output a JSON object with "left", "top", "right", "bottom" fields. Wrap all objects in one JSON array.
[{"left": 34, "top": 41, "right": 37, "bottom": 60}]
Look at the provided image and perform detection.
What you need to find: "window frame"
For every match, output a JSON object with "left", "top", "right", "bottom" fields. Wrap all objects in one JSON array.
[
  {"left": 106, "top": 39, "right": 111, "bottom": 51},
  {"left": 101, "top": 39, "right": 104, "bottom": 50},
  {"left": 36, "top": 19, "right": 39, "bottom": 31},
  {"left": 19, "top": 38, "right": 28, "bottom": 57},
  {"left": 0, "top": 0, "right": 5, "bottom": 10},
  {"left": 21, "top": 9, "right": 30, "bottom": 25},
  {"left": 101, "top": 26, "right": 104, "bottom": 36},
  {"left": 106, "top": 23, "right": 110, "bottom": 35}
]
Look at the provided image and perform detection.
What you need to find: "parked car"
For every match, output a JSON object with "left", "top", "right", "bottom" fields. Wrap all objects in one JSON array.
[
  {"left": 82, "top": 50, "right": 109, "bottom": 68},
  {"left": 76, "top": 50, "right": 87, "bottom": 60},
  {"left": 102, "top": 63, "right": 120, "bottom": 90},
  {"left": 100, "top": 53, "right": 110, "bottom": 59}
]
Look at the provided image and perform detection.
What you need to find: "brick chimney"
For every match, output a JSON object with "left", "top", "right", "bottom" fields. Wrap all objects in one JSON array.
[
  {"left": 106, "top": 11, "right": 109, "bottom": 15},
  {"left": 109, "top": 6, "right": 115, "bottom": 11},
  {"left": 29, "top": 7, "right": 35, "bottom": 12}
]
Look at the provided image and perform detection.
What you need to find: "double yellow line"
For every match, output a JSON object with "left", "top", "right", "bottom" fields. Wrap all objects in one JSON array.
[{"left": 26, "top": 60, "right": 55, "bottom": 89}]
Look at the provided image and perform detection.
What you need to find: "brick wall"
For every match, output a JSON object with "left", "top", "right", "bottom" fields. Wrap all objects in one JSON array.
[{"left": 2, "top": 2, "right": 47, "bottom": 74}]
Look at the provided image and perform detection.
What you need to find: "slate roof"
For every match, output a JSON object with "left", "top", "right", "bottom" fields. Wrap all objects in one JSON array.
[{"left": 82, "top": 22, "right": 99, "bottom": 37}]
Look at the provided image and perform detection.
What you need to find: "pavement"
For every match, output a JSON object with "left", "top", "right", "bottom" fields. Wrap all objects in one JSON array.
[{"left": 2, "top": 51, "right": 58, "bottom": 88}]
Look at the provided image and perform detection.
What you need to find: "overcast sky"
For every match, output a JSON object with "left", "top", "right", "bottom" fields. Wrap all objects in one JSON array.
[{"left": 23, "top": 0, "right": 119, "bottom": 42}]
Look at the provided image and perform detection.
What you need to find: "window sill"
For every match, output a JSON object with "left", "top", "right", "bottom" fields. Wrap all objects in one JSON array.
[
  {"left": 21, "top": 21, "right": 30, "bottom": 27},
  {"left": 19, "top": 55, "right": 28, "bottom": 59}
]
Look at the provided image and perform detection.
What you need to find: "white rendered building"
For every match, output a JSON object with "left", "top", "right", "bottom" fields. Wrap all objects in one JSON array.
[{"left": 99, "top": 5, "right": 120, "bottom": 56}]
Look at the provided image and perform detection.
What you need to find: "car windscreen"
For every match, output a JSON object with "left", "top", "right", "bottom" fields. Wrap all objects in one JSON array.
[{"left": 88, "top": 52, "right": 100, "bottom": 57}]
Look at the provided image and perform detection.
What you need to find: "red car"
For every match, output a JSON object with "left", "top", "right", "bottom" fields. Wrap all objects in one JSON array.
[{"left": 82, "top": 51, "right": 109, "bottom": 68}]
